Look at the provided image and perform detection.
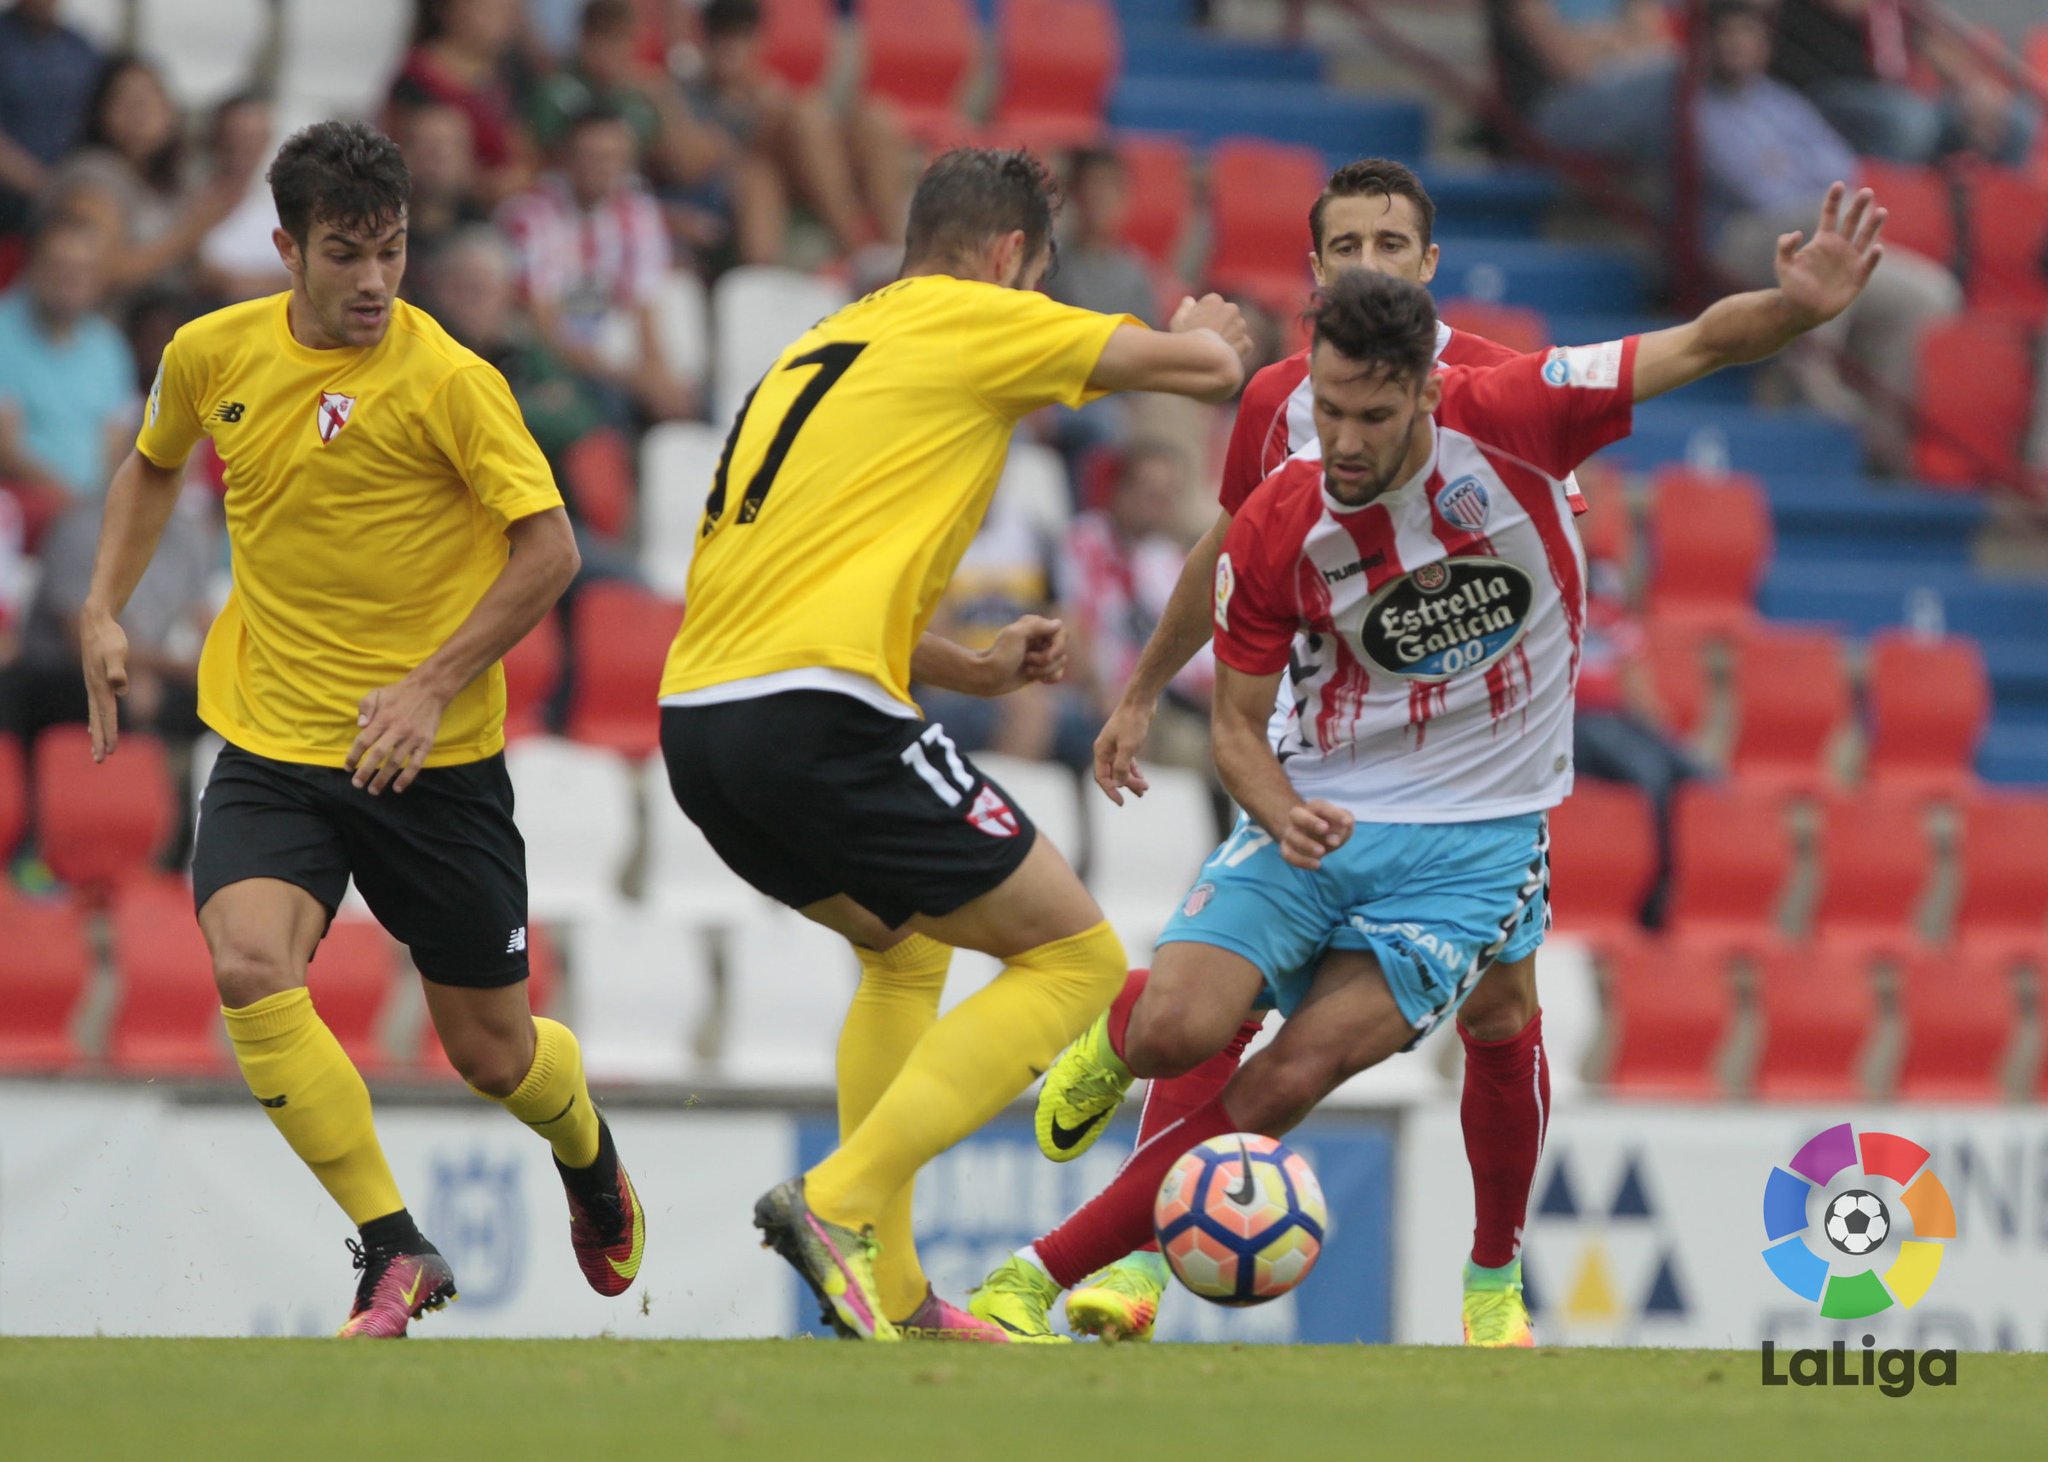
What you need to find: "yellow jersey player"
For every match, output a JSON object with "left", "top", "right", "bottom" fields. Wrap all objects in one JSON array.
[
  {"left": 657, "top": 147, "right": 1253, "bottom": 1341},
  {"left": 78, "top": 121, "right": 646, "bottom": 1337}
]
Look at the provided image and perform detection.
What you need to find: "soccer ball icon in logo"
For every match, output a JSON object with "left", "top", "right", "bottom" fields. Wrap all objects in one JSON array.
[
  {"left": 1154, "top": 1133, "right": 1328, "bottom": 1306},
  {"left": 1761, "top": 1123, "right": 1955, "bottom": 1319}
]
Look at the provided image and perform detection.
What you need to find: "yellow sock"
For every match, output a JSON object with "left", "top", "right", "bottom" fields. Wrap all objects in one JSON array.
[
  {"left": 839, "top": 933, "right": 952, "bottom": 1319},
  {"left": 807, "top": 921, "right": 1125, "bottom": 1229},
  {"left": 223, "top": 988, "right": 404, "bottom": 1226},
  {"left": 480, "top": 1017, "right": 603, "bottom": 1167}
]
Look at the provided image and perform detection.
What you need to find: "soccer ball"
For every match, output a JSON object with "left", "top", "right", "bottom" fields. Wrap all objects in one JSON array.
[
  {"left": 1824, "top": 1190, "right": 1890, "bottom": 1256},
  {"left": 1154, "top": 1133, "right": 1327, "bottom": 1306}
]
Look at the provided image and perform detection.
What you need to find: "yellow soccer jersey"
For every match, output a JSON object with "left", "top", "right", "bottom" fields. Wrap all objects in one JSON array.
[
  {"left": 658, "top": 275, "right": 1134, "bottom": 707},
  {"left": 136, "top": 293, "right": 562, "bottom": 767}
]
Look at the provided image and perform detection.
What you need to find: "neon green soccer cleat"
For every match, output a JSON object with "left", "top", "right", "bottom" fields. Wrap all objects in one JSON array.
[
  {"left": 1462, "top": 1257, "right": 1536, "bottom": 1348},
  {"left": 1034, "top": 1012, "right": 1135, "bottom": 1162},
  {"left": 1065, "top": 1250, "right": 1167, "bottom": 1343},
  {"left": 967, "top": 1256, "right": 1070, "bottom": 1343}
]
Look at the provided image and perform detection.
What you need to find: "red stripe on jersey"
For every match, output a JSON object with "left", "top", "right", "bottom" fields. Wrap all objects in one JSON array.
[
  {"left": 1407, "top": 682, "right": 1449, "bottom": 748},
  {"left": 1485, "top": 445, "right": 1587, "bottom": 677}
]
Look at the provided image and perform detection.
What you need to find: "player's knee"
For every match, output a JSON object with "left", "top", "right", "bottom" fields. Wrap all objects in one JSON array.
[
  {"left": 443, "top": 1031, "right": 533, "bottom": 1098},
  {"left": 1125, "top": 1000, "right": 1230, "bottom": 1079},
  {"left": 1458, "top": 960, "right": 1537, "bottom": 1042},
  {"left": 1227, "top": 1056, "right": 1332, "bottom": 1134},
  {"left": 212, "top": 940, "right": 304, "bottom": 1009}
]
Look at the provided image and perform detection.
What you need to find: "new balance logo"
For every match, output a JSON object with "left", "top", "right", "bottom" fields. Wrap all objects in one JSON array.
[
  {"left": 506, "top": 926, "right": 528, "bottom": 954},
  {"left": 214, "top": 401, "right": 246, "bottom": 423},
  {"left": 254, "top": 1093, "right": 288, "bottom": 1108}
]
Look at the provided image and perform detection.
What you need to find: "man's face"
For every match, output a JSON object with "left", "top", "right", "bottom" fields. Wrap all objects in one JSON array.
[
  {"left": 567, "top": 121, "right": 634, "bottom": 206},
  {"left": 279, "top": 215, "right": 407, "bottom": 348},
  {"left": 402, "top": 106, "right": 476, "bottom": 201},
  {"left": 1709, "top": 14, "right": 1772, "bottom": 83},
  {"left": 29, "top": 230, "right": 107, "bottom": 326},
  {"left": 433, "top": 246, "right": 514, "bottom": 346},
  {"left": 1113, "top": 453, "right": 1182, "bottom": 539},
  {"left": 1073, "top": 162, "right": 1127, "bottom": 237},
  {"left": 580, "top": 24, "right": 636, "bottom": 86},
  {"left": 705, "top": 30, "right": 761, "bottom": 91},
  {"left": 1310, "top": 340, "right": 1440, "bottom": 507},
  {"left": 1312, "top": 192, "right": 1438, "bottom": 290}
]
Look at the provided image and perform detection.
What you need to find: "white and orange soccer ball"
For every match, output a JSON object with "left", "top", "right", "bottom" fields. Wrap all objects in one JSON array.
[{"left": 1154, "top": 1133, "right": 1327, "bottom": 1306}]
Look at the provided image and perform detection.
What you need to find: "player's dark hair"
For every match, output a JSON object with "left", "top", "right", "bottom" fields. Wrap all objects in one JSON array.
[
  {"left": 703, "top": 0, "right": 762, "bottom": 39},
  {"left": 1067, "top": 146, "right": 1123, "bottom": 186},
  {"left": 1310, "top": 158, "right": 1435, "bottom": 255},
  {"left": 904, "top": 147, "right": 1061, "bottom": 278},
  {"left": 269, "top": 121, "right": 411, "bottom": 248},
  {"left": 1309, "top": 270, "right": 1438, "bottom": 388}
]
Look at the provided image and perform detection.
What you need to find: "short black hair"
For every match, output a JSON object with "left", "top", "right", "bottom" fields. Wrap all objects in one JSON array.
[
  {"left": 565, "top": 102, "right": 632, "bottom": 137},
  {"left": 703, "top": 0, "right": 761, "bottom": 39},
  {"left": 904, "top": 147, "right": 1061, "bottom": 276},
  {"left": 1308, "top": 270, "right": 1438, "bottom": 387},
  {"left": 268, "top": 120, "right": 410, "bottom": 247},
  {"left": 1067, "top": 147, "right": 1123, "bottom": 185},
  {"left": 581, "top": 0, "right": 635, "bottom": 35},
  {"left": 1310, "top": 158, "right": 1435, "bottom": 255},
  {"left": 82, "top": 55, "right": 182, "bottom": 193}
]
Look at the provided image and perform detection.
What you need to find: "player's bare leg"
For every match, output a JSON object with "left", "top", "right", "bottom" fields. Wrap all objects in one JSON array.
[
  {"left": 1454, "top": 954, "right": 1543, "bottom": 1347},
  {"left": 426, "top": 979, "right": 646, "bottom": 1298},
  {"left": 758, "top": 836, "right": 1125, "bottom": 1340},
  {"left": 203, "top": 878, "right": 454, "bottom": 1337}
]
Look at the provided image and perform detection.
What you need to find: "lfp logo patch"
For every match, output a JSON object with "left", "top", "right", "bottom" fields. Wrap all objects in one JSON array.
[{"left": 1761, "top": 1123, "right": 1955, "bottom": 1319}]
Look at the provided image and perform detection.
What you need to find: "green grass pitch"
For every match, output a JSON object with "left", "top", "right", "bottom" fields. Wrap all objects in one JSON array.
[{"left": 3, "top": 1339, "right": 2039, "bottom": 1461}]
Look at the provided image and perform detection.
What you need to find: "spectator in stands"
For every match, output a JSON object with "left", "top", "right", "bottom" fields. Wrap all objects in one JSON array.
[
  {"left": 0, "top": 0, "right": 103, "bottom": 240},
  {"left": 0, "top": 489, "right": 22, "bottom": 659},
  {"left": 395, "top": 103, "right": 491, "bottom": 286},
  {"left": 528, "top": 0, "right": 725, "bottom": 186},
  {"left": 1063, "top": 440, "right": 1212, "bottom": 771},
  {"left": 918, "top": 493, "right": 1094, "bottom": 769},
  {"left": 497, "top": 106, "right": 695, "bottom": 421},
  {"left": 0, "top": 219, "right": 134, "bottom": 539},
  {"left": 195, "top": 94, "right": 292, "bottom": 304},
  {"left": 685, "top": 0, "right": 907, "bottom": 265},
  {"left": 1486, "top": 0, "right": 1680, "bottom": 167},
  {"left": 390, "top": 0, "right": 534, "bottom": 204},
  {"left": 1050, "top": 149, "right": 1157, "bottom": 327},
  {"left": 1696, "top": 0, "right": 1960, "bottom": 472},
  {"left": 1772, "top": 0, "right": 2037, "bottom": 167},
  {"left": 45, "top": 56, "right": 258, "bottom": 303}
]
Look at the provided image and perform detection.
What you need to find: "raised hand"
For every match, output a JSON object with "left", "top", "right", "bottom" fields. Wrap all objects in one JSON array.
[{"left": 1774, "top": 181, "right": 1887, "bottom": 329}]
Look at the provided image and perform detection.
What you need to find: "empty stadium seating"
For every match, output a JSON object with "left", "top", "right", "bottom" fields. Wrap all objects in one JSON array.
[
  {"left": 275, "top": 0, "right": 411, "bottom": 119},
  {"left": 1435, "top": 299, "right": 1549, "bottom": 356},
  {"left": 1853, "top": 159, "right": 1956, "bottom": 268},
  {"left": 1205, "top": 139, "right": 1325, "bottom": 299},
  {"left": 859, "top": 0, "right": 979, "bottom": 143},
  {"left": 1663, "top": 782, "right": 1794, "bottom": 947},
  {"left": 1952, "top": 793, "right": 2048, "bottom": 951},
  {"left": 1645, "top": 468, "right": 1773, "bottom": 631},
  {"left": 0, "top": 892, "right": 91, "bottom": 1070},
  {"left": 1914, "top": 315, "right": 2035, "bottom": 486},
  {"left": 638, "top": 421, "right": 724, "bottom": 598},
  {"left": 560, "top": 428, "right": 636, "bottom": 542},
  {"left": 505, "top": 737, "right": 639, "bottom": 923},
  {"left": 990, "top": 0, "right": 1121, "bottom": 150},
  {"left": 0, "top": 734, "right": 23, "bottom": 863},
  {"left": 1962, "top": 167, "right": 2048, "bottom": 324},
  {"left": 1602, "top": 936, "right": 1735, "bottom": 1097},
  {"left": 1114, "top": 134, "right": 1194, "bottom": 268},
  {"left": 1546, "top": 782, "right": 1657, "bottom": 951},
  {"left": 564, "top": 582, "right": 686, "bottom": 757},
  {"left": 502, "top": 612, "right": 564, "bottom": 742},
  {"left": 760, "top": 0, "right": 835, "bottom": 91},
  {"left": 568, "top": 912, "right": 712, "bottom": 1082},
  {"left": 307, "top": 917, "right": 398, "bottom": 1072},
  {"left": 1892, "top": 940, "right": 2021, "bottom": 1102},
  {"left": 1728, "top": 626, "right": 1851, "bottom": 791},
  {"left": 1810, "top": 793, "right": 1934, "bottom": 952},
  {"left": 107, "top": 876, "right": 228, "bottom": 1076},
  {"left": 1640, "top": 619, "right": 1711, "bottom": 741},
  {"left": 1085, "top": 765, "right": 1217, "bottom": 957},
  {"left": 34, "top": 727, "right": 175, "bottom": 895},
  {"left": 723, "top": 907, "right": 860, "bottom": 1086},
  {"left": 1751, "top": 942, "right": 1880, "bottom": 1101},
  {"left": 974, "top": 753, "right": 1084, "bottom": 871},
  {"left": 639, "top": 755, "right": 780, "bottom": 933},
  {"left": 1862, "top": 630, "right": 1989, "bottom": 796},
  {"left": 139, "top": 0, "right": 269, "bottom": 108}
]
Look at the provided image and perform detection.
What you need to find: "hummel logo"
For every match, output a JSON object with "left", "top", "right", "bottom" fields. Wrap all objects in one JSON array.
[
  {"left": 214, "top": 401, "right": 246, "bottom": 423},
  {"left": 506, "top": 926, "right": 527, "bottom": 954},
  {"left": 254, "top": 1093, "right": 288, "bottom": 1108}
]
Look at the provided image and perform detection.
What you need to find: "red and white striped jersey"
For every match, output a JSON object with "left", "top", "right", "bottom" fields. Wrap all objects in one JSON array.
[
  {"left": 496, "top": 176, "right": 670, "bottom": 339},
  {"left": 1213, "top": 338, "right": 1639, "bottom": 823},
  {"left": 1218, "top": 323, "right": 1589, "bottom": 518}
]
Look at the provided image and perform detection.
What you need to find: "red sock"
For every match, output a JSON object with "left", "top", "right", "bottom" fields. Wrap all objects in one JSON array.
[
  {"left": 1104, "top": 968, "right": 1149, "bottom": 1062},
  {"left": 1033, "top": 1093, "right": 1238, "bottom": 1289},
  {"left": 1131, "top": 1015, "right": 1266, "bottom": 1253},
  {"left": 1460, "top": 1009, "right": 1549, "bottom": 1269}
]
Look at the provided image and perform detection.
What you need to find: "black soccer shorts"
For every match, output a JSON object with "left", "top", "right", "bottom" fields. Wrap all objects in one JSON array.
[
  {"left": 659, "top": 691, "right": 1039, "bottom": 928},
  {"left": 191, "top": 744, "right": 532, "bottom": 987}
]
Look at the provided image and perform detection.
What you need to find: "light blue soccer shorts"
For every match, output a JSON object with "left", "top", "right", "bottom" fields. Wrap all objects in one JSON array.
[{"left": 1155, "top": 811, "right": 1550, "bottom": 1046}]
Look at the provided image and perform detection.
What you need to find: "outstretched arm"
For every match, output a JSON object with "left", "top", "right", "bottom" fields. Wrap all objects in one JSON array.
[
  {"left": 913, "top": 615, "right": 1069, "bottom": 696},
  {"left": 1087, "top": 294, "right": 1253, "bottom": 403},
  {"left": 1633, "top": 182, "right": 1886, "bottom": 402}
]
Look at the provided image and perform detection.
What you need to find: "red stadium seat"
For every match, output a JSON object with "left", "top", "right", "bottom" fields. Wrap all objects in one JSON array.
[
  {"left": 0, "top": 891, "right": 92, "bottom": 1070},
  {"left": 860, "top": 0, "right": 979, "bottom": 144},
  {"left": 416, "top": 923, "right": 560, "bottom": 1077},
  {"left": 1206, "top": 138, "right": 1325, "bottom": 300},
  {"left": 1640, "top": 618, "right": 1711, "bottom": 741},
  {"left": 1810, "top": 792, "right": 1934, "bottom": 951},
  {"left": 1664, "top": 780, "right": 1794, "bottom": 947},
  {"left": 990, "top": 0, "right": 1120, "bottom": 151},
  {"left": 503, "top": 611, "right": 564, "bottom": 742},
  {"left": 308, "top": 917, "right": 398, "bottom": 1072},
  {"left": 1752, "top": 942, "right": 1879, "bottom": 1101},
  {"left": 1602, "top": 935, "right": 1735, "bottom": 1097},
  {"left": 1914, "top": 314, "right": 2034, "bottom": 486},
  {"left": 1854, "top": 158, "right": 1957, "bottom": 268},
  {"left": 1952, "top": 792, "right": 2048, "bottom": 948},
  {"left": 1727, "top": 626, "right": 1850, "bottom": 791},
  {"left": 1862, "top": 630, "right": 1987, "bottom": 796},
  {"left": 562, "top": 427, "right": 636, "bottom": 542},
  {"left": 1893, "top": 939, "right": 2020, "bottom": 1101},
  {"left": 1963, "top": 167, "right": 2048, "bottom": 324},
  {"left": 1571, "top": 459, "right": 1635, "bottom": 575},
  {"left": 33, "top": 725, "right": 175, "bottom": 895},
  {"left": 107, "top": 875, "right": 228, "bottom": 1076},
  {"left": 1436, "top": 299, "right": 1549, "bottom": 357},
  {"left": 1116, "top": 135, "right": 1194, "bottom": 269},
  {"left": 0, "top": 733, "right": 24, "bottom": 863},
  {"left": 565, "top": 582, "right": 685, "bottom": 757},
  {"left": 1644, "top": 467, "right": 1772, "bottom": 631},
  {"left": 760, "top": 0, "right": 834, "bottom": 91},
  {"left": 1547, "top": 781, "right": 1657, "bottom": 950}
]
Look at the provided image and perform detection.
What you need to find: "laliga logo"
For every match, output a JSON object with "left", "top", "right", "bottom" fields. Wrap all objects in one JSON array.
[{"left": 1759, "top": 1123, "right": 1959, "bottom": 1396}]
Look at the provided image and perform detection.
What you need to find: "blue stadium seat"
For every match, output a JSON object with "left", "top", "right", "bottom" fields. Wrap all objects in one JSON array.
[
  {"left": 1107, "top": 77, "right": 1426, "bottom": 157},
  {"left": 1976, "top": 724, "right": 2048, "bottom": 785},
  {"left": 1119, "top": 32, "right": 1323, "bottom": 84},
  {"left": 1764, "top": 478, "right": 1983, "bottom": 564},
  {"left": 1759, "top": 563, "right": 2048, "bottom": 639},
  {"left": 1412, "top": 165, "right": 1557, "bottom": 241},
  {"left": 1602, "top": 405, "right": 1858, "bottom": 476},
  {"left": 1428, "top": 238, "right": 1647, "bottom": 314}
]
